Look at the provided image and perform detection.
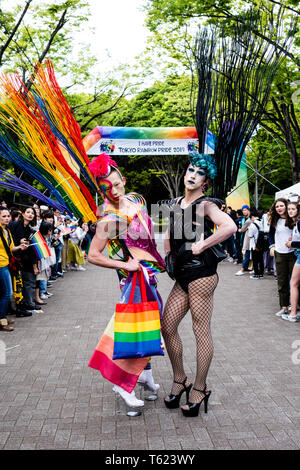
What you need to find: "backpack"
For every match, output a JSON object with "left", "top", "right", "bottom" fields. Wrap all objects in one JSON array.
[{"left": 253, "top": 222, "right": 267, "bottom": 251}]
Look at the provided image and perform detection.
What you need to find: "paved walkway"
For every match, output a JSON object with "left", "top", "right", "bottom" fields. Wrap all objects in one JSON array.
[{"left": 0, "top": 246, "right": 300, "bottom": 450}]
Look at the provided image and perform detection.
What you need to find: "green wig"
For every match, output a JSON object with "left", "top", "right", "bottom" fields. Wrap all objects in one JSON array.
[{"left": 189, "top": 153, "right": 217, "bottom": 181}]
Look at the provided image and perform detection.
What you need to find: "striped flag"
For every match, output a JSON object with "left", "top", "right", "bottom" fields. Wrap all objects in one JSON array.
[{"left": 30, "top": 231, "right": 51, "bottom": 260}]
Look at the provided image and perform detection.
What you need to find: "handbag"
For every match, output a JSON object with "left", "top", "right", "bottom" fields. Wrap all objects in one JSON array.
[
  {"left": 178, "top": 241, "right": 227, "bottom": 267},
  {"left": 113, "top": 270, "right": 164, "bottom": 360},
  {"left": 164, "top": 251, "right": 176, "bottom": 279},
  {"left": 207, "top": 244, "right": 227, "bottom": 262}
]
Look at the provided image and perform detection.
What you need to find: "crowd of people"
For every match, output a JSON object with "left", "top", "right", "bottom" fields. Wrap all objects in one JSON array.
[
  {"left": 0, "top": 200, "right": 95, "bottom": 331},
  {"left": 1, "top": 194, "right": 300, "bottom": 334},
  {"left": 220, "top": 197, "right": 300, "bottom": 322}
]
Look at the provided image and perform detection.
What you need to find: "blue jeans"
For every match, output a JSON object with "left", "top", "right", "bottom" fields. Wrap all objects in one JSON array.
[
  {"left": 242, "top": 250, "right": 251, "bottom": 271},
  {"left": 53, "top": 242, "right": 63, "bottom": 275},
  {"left": 39, "top": 279, "right": 47, "bottom": 295},
  {"left": 0, "top": 265, "right": 13, "bottom": 320}
]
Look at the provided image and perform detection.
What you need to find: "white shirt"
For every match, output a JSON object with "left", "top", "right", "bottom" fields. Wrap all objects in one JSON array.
[
  {"left": 292, "top": 221, "right": 300, "bottom": 243},
  {"left": 248, "top": 218, "right": 262, "bottom": 251},
  {"left": 261, "top": 213, "right": 270, "bottom": 233},
  {"left": 275, "top": 218, "right": 294, "bottom": 254},
  {"left": 69, "top": 227, "right": 87, "bottom": 245}
]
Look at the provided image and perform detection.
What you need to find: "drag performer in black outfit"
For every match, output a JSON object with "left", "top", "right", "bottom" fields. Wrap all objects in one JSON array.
[{"left": 162, "top": 154, "right": 236, "bottom": 417}]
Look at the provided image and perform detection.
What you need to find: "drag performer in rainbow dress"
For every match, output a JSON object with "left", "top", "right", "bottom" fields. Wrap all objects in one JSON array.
[{"left": 87, "top": 153, "right": 165, "bottom": 411}]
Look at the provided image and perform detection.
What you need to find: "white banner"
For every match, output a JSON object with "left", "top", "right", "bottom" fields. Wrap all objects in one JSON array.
[{"left": 86, "top": 138, "right": 213, "bottom": 156}]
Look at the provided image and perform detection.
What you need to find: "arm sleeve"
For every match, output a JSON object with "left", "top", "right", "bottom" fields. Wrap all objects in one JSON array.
[
  {"left": 268, "top": 225, "right": 275, "bottom": 247},
  {"left": 291, "top": 241, "right": 300, "bottom": 248}
]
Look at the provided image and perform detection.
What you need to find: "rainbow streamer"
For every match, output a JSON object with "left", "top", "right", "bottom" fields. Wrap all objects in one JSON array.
[
  {"left": 30, "top": 232, "right": 51, "bottom": 260},
  {"left": 32, "top": 60, "right": 97, "bottom": 190},
  {"left": 0, "top": 166, "right": 67, "bottom": 212},
  {"left": 0, "top": 63, "right": 98, "bottom": 222}
]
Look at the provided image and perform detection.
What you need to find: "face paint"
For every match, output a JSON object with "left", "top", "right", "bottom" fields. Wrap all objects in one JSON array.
[
  {"left": 99, "top": 179, "right": 120, "bottom": 204},
  {"left": 184, "top": 165, "right": 207, "bottom": 191}
]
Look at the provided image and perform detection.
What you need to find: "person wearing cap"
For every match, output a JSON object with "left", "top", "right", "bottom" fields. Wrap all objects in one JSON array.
[{"left": 235, "top": 205, "right": 252, "bottom": 276}]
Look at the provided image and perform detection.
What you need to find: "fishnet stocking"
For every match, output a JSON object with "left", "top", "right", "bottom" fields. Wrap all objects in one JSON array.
[
  {"left": 161, "top": 282, "right": 191, "bottom": 399},
  {"left": 162, "top": 274, "right": 218, "bottom": 404},
  {"left": 184, "top": 274, "right": 218, "bottom": 405}
]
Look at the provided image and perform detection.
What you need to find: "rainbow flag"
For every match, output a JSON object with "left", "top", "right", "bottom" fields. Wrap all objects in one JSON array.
[
  {"left": 88, "top": 315, "right": 148, "bottom": 393},
  {"left": 30, "top": 231, "right": 51, "bottom": 260}
]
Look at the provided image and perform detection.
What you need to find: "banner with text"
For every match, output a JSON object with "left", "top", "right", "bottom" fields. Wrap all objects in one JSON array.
[
  {"left": 83, "top": 126, "right": 249, "bottom": 209},
  {"left": 89, "top": 138, "right": 212, "bottom": 156}
]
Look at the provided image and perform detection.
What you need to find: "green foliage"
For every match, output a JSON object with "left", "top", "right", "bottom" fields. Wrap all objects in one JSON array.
[
  {"left": 106, "top": 75, "right": 193, "bottom": 128},
  {"left": 246, "top": 127, "right": 293, "bottom": 203},
  {"left": 96, "top": 75, "right": 194, "bottom": 202},
  {"left": 0, "top": 0, "right": 94, "bottom": 85}
]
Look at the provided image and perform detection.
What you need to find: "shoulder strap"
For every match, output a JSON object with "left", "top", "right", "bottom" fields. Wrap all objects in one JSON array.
[{"left": 0, "top": 227, "right": 12, "bottom": 260}]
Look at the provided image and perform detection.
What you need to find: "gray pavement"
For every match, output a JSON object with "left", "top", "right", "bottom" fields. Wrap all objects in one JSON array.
[{"left": 0, "top": 248, "right": 300, "bottom": 450}]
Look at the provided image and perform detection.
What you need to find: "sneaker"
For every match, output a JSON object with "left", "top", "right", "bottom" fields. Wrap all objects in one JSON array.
[
  {"left": 44, "top": 292, "right": 53, "bottom": 297},
  {"left": 258, "top": 275, "right": 264, "bottom": 279},
  {"left": 47, "top": 279, "right": 57, "bottom": 283},
  {"left": 40, "top": 293, "right": 49, "bottom": 300},
  {"left": 281, "top": 313, "right": 300, "bottom": 323},
  {"left": 76, "top": 266, "right": 86, "bottom": 271},
  {"left": 30, "top": 309, "right": 44, "bottom": 314},
  {"left": 235, "top": 270, "right": 246, "bottom": 276},
  {"left": 250, "top": 274, "right": 260, "bottom": 279},
  {"left": 227, "top": 256, "right": 234, "bottom": 262},
  {"left": 275, "top": 308, "right": 289, "bottom": 317},
  {"left": 249, "top": 270, "right": 255, "bottom": 274}
]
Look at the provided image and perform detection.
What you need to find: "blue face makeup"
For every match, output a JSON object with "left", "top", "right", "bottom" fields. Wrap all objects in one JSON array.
[
  {"left": 186, "top": 166, "right": 206, "bottom": 185},
  {"left": 188, "top": 167, "right": 206, "bottom": 177}
]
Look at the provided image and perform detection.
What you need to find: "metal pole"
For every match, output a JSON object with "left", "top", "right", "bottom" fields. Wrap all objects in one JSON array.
[{"left": 255, "top": 158, "right": 259, "bottom": 208}]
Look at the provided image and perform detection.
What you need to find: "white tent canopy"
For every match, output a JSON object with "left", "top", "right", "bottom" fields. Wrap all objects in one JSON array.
[{"left": 275, "top": 182, "right": 300, "bottom": 200}]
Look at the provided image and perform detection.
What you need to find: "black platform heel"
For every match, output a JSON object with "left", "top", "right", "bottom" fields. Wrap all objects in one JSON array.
[
  {"left": 181, "top": 385, "right": 211, "bottom": 417},
  {"left": 164, "top": 377, "right": 193, "bottom": 409}
]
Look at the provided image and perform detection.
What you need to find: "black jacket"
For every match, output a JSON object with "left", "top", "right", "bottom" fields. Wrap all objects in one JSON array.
[{"left": 9, "top": 221, "right": 38, "bottom": 272}]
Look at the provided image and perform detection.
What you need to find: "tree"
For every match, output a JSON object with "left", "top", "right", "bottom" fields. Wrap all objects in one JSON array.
[
  {"left": 246, "top": 127, "right": 293, "bottom": 209},
  {"left": 103, "top": 75, "right": 194, "bottom": 199},
  {"left": 0, "top": 0, "right": 98, "bottom": 205},
  {"left": 0, "top": 0, "right": 95, "bottom": 87},
  {"left": 143, "top": 0, "right": 300, "bottom": 185}
]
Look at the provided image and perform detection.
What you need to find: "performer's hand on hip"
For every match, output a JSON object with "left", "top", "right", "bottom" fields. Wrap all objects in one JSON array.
[
  {"left": 126, "top": 258, "right": 141, "bottom": 272},
  {"left": 192, "top": 233, "right": 205, "bottom": 255}
]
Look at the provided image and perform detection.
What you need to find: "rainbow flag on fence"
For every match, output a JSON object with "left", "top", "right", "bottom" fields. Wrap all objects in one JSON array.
[{"left": 30, "top": 231, "right": 51, "bottom": 260}]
